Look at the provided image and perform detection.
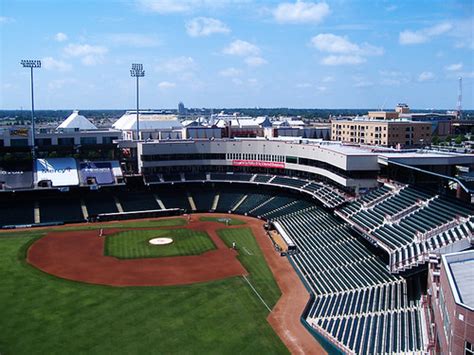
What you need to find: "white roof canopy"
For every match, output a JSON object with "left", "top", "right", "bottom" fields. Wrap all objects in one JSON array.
[{"left": 58, "top": 110, "right": 97, "bottom": 130}]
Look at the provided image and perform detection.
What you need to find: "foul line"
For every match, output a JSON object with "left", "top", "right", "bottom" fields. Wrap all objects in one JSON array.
[
  {"left": 242, "top": 275, "right": 272, "bottom": 313},
  {"left": 243, "top": 246, "right": 253, "bottom": 255}
]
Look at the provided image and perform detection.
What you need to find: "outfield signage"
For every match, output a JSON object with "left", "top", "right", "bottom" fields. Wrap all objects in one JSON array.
[{"left": 232, "top": 160, "right": 285, "bottom": 169}]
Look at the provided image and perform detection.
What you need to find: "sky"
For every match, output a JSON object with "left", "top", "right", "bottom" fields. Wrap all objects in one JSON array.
[{"left": 0, "top": 0, "right": 473, "bottom": 110}]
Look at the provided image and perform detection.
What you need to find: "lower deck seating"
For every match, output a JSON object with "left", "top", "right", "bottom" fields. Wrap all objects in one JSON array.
[
  {"left": 215, "top": 190, "right": 245, "bottom": 212},
  {"left": 116, "top": 191, "right": 160, "bottom": 212},
  {"left": 0, "top": 199, "right": 35, "bottom": 226},
  {"left": 40, "top": 197, "right": 84, "bottom": 223},
  {"left": 156, "top": 189, "right": 191, "bottom": 210},
  {"left": 84, "top": 191, "right": 118, "bottom": 215},
  {"left": 190, "top": 189, "right": 216, "bottom": 211}
]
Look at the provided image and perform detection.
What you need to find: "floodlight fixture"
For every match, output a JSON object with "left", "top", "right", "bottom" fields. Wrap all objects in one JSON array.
[{"left": 20, "top": 59, "right": 41, "bottom": 158}]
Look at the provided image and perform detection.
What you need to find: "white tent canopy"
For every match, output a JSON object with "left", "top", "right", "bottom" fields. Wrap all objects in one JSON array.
[{"left": 58, "top": 110, "right": 97, "bottom": 130}]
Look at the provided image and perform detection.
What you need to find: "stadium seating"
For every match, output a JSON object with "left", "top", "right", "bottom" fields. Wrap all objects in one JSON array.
[
  {"left": 271, "top": 176, "right": 308, "bottom": 189},
  {"left": 39, "top": 196, "right": 84, "bottom": 223},
  {"left": 84, "top": 190, "right": 119, "bottom": 215},
  {"left": 116, "top": 190, "right": 160, "bottom": 212},
  {"left": 275, "top": 207, "right": 425, "bottom": 354},
  {"left": 184, "top": 172, "right": 207, "bottom": 181},
  {"left": 215, "top": 190, "right": 245, "bottom": 213},
  {"left": 188, "top": 188, "right": 216, "bottom": 211},
  {"left": 155, "top": 188, "right": 191, "bottom": 210},
  {"left": 0, "top": 198, "right": 35, "bottom": 226},
  {"left": 210, "top": 173, "right": 252, "bottom": 181}
]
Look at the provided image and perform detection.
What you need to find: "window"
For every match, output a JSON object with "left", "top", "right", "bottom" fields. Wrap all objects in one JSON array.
[
  {"left": 10, "top": 138, "right": 28, "bottom": 147},
  {"left": 102, "top": 136, "right": 118, "bottom": 144},
  {"left": 466, "top": 341, "right": 474, "bottom": 355},
  {"left": 58, "top": 137, "right": 74, "bottom": 146},
  {"left": 80, "top": 137, "right": 97, "bottom": 145}
]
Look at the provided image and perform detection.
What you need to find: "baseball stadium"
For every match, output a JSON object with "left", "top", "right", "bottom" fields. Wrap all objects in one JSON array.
[{"left": 1, "top": 137, "right": 473, "bottom": 355}]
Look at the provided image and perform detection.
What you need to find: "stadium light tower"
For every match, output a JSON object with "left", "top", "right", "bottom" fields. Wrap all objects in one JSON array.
[
  {"left": 130, "top": 63, "right": 145, "bottom": 141},
  {"left": 20, "top": 59, "right": 41, "bottom": 158}
]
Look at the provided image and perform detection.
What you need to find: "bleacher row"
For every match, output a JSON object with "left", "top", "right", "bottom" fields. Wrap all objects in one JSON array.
[
  {"left": 145, "top": 172, "right": 348, "bottom": 208},
  {"left": 0, "top": 185, "right": 314, "bottom": 227},
  {"left": 337, "top": 184, "right": 474, "bottom": 273},
  {"left": 274, "top": 207, "right": 426, "bottom": 354}
]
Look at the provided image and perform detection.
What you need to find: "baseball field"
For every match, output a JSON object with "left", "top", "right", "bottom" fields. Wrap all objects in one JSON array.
[{"left": 0, "top": 215, "right": 291, "bottom": 354}]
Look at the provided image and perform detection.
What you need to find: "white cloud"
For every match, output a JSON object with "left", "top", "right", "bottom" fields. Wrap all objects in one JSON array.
[
  {"left": 385, "top": 5, "right": 397, "bottom": 12},
  {"left": 451, "top": 17, "right": 474, "bottom": 49},
  {"left": 223, "top": 39, "right": 260, "bottom": 56},
  {"left": 186, "top": 17, "right": 230, "bottom": 37},
  {"left": 445, "top": 63, "right": 463, "bottom": 72},
  {"left": 321, "top": 55, "right": 366, "bottom": 65},
  {"left": 219, "top": 67, "right": 241, "bottom": 77},
  {"left": 63, "top": 43, "right": 108, "bottom": 65},
  {"left": 54, "top": 32, "right": 68, "bottom": 42},
  {"left": 42, "top": 57, "right": 72, "bottom": 72},
  {"left": 353, "top": 80, "right": 373, "bottom": 88},
  {"left": 136, "top": 0, "right": 248, "bottom": 14},
  {"left": 310, "top": 33, "right": 383, "bottom": 65},
  {"left": 418, "top": 71, "right": 435, "bottom": 82},
  {"left": 106, "top": 33, "right": 161, "bottom": 47},
  {"left": 322, "top": 76, "right": 334, "bottom": 82},
  {"left": 273, "top": 1, "right": 330, "bottom": 24},
  {"left": 244, "top": 56, "right": 267, "bottom": 66},
  {"left": 48, "top": 78, "right": 76, "bottom": 90},
  {"left": 399, "top": 22, "right": 452, "bottom": 45},
  {"left": 158, "top": 81, "right": 176, "bottom": 89},
  {"left": 316, "top": 85, "right": 327, "bottom": 92},
  {"left": 379, "top": 70, "right": 410, "bottom": 86},
  {"left": 136, "top": 0, "right": 192, "bottom": 13},
  {"left": 157, "top": 56, "right": 196, "bottom": 73}
]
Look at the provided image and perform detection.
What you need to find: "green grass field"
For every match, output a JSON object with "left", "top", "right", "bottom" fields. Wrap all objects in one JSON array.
[
  {"left": 0, "top": 222, "right": 288, "bottom": 354},
  {"left": 218, "top": 228, "right": 281, "bottom": 309},
  {"left": 105, "top": 229, "right": 216, "bottom": 259},
  {"left": 199, "top": 216, "right": 246, "bottom": 225}
]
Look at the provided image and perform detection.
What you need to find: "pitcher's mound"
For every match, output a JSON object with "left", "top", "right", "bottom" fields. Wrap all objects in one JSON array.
[{"left": 149, "top": 237, "right": 173, "bottom": 245}]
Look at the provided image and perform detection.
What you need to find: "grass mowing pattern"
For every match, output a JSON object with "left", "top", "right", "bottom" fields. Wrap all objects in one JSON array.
[
  {"left": 199, "top": 216, "right": 245, "bottom": 225},
  {"left": 217, "top": 227, "right": 281, "bottom": 310},
  {"left": 105, "top": 229, "right": 215, "bottom": 259},
  {"left": 0, "top": 235, "right": 288, "bottom": 354}
]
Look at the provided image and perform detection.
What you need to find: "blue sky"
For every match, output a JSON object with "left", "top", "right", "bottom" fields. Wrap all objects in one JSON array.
[{"left": 0, "top": 0, "right": 473, "bottom": 109}]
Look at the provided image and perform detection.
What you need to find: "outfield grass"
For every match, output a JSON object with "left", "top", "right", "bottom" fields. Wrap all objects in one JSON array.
[
  {"left": 0, "top": 233, "right": 288, "bottom": 354},
  {"left": 105, "top": 229, "right": 216, "bottom": 259},
  {"left": 217, "top": 227, "right": 281, "bottom": 309},
  {"left": 199, "top": 216, "right": 245, "bottom": 225},
  {"left": 0, "top": 218, "right": 187, "bottom": 238}
]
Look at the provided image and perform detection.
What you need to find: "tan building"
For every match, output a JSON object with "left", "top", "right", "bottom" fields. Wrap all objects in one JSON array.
[
  {"left": 367, "top": 111, "right": 400, "bottom": 120},
  {"left": 331, "top": 119, "right": 432, "bottom": 147}
]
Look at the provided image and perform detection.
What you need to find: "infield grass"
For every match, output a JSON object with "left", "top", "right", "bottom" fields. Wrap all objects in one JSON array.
[
  {"left": 199, "top": 216, "right": 245, "bottom": 225},
  {"left": 105, "top": 228, "right": 216, "bottom": 259},
  {"left": 217, "top": 227, "right": 281, "bottom": 309},
  {"left": 0, "top": 228, "right": 288, "bottom": 355}
]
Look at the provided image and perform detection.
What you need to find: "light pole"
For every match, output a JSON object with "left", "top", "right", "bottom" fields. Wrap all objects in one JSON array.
[
  {"left": 130, "top": 63, "right": 145, "bottom": 141},
  {"left": 20, "top": 59, "right": 41, "bottom": 159}
]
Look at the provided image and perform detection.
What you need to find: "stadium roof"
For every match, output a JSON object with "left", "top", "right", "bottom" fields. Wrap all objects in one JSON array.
[
  {"left": 443, "top": 250, "right": 474, "bottom": 310},
  {"left": 57, "top": 110, "right": 97, "bottom": 130},
  {"left": 113, "top": 111, "right": 182, "bottom": 131}
]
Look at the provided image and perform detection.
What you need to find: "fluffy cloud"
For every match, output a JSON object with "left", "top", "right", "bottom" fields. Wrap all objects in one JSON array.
[
  {"left": 418, "top": 71, "right": 435, "bottom": 82},
  {"left": 273, "top": 1, "right": 330, "bottom": 24},
  {"left": 158, "top": 81, "right": 176, "bottom": 89},
  {"left": 244, "top": 56, "right": 267, "bottom": 67},
  {"left": 399, "top": 22, "right": 452, "bottom": 45},
  {"left": 186, "top": 17, "right": 230, "bottom": 37},
  {"left": 321, "top": 55, "right": 365, "bottom": 65},
  {"left": 136, "top": 0, "right": 247, "bottom": 14},
  {"left": 106, "top": 33, "right": 161, "bottom": 47},
  {"left": 63, "top": 44, "right": 108, "bottom": 65},
  {"left": 54, "top": 32, "right": 68, "bottom": 42},
  {"left": 445, "top": 63, "right": 463, "bottom": 71},
  {"left": 223, "top": 39, "right": 260, "bottom": 56},
  {"left": 42, "top": 57, "right": 72, "bottom": 72},
  {"left": 157, "top": 56, "right": 196, "bottom": 73},
  {"left": 310, "top": 33, "right": 383, "bottom": 65}
]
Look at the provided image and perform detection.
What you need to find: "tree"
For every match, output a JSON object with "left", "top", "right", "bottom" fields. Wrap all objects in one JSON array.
[{"left": 431, "top": 135, "right": 440, "bottom": 145}]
